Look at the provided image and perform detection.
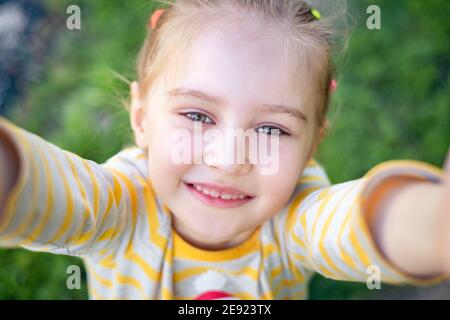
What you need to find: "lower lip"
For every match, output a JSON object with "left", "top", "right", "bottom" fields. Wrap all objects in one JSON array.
[{"left": 184, "top": 182, "right": 254, "bottom": 209}]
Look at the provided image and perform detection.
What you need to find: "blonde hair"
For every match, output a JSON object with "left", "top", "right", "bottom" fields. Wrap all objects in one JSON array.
[{"left": 136, "top": 0, "right": 348, "bottom": 131}]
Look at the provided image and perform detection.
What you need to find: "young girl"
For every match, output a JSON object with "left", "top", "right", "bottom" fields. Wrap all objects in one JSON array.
[{"left": 0, "top": 0, "right": 449, "bottom": 300}]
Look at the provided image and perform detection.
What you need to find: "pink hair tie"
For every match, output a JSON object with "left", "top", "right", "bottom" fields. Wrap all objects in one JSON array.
[
  {"left": 149, "top": 9, "right": 165, "bottom": 29},
  {"left": 329, "top": 79, "right": 337, "bottom": 93}
]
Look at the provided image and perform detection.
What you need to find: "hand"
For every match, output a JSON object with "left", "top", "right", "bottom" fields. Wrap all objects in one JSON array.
[
  {"left": 370, "top": 147, "right": 450, "bottom": 277},
  {"left": 437, "top": 147, "right": 450, "bottom": 271}
]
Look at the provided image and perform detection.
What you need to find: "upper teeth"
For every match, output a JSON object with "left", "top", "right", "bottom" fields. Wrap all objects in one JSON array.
[{"left": 193, "top": 184, "right": 246, "bottom": 200}]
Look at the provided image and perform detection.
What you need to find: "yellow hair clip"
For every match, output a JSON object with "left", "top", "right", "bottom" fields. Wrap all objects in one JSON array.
[{"left": 311, "top": 8, "right": 321, "bottom": 20}]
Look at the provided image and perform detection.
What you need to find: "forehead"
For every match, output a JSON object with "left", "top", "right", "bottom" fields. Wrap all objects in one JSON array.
[{"left": 165, "top": 18, "right": 314, "bottom": 112}]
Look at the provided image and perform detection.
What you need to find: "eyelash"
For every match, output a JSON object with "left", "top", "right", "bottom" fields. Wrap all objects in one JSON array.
[
  {"left": 180, "top": 111, "right": 289, "bottom": 136},
  {"left": 182, "top": 111, "right": 215, "bottom": 125},
  {"left": 255, "top": 125, "right": 288, "bottom": 136}
]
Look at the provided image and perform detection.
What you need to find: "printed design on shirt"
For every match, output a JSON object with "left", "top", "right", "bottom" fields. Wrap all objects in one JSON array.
[{"left": 193, "top": 270, "right": 239, "bottom": 300}]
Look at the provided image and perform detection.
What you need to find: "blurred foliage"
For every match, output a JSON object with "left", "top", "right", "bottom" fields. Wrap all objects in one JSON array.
[{"left": 0, "top": 0, "right": 449, "bottom": 299}]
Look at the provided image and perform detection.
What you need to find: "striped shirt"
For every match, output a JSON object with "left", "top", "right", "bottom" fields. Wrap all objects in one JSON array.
[{"left": 0, "top": 117, "right": 447, "bottom": 299}]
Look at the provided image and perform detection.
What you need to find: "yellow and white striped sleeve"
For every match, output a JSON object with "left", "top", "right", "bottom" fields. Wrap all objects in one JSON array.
[
  {"left": 286, "top": 159, "right": 449, "bottom": 285},
  {"left": 0, "top": 117, "right": 136, "bottom": 256}
]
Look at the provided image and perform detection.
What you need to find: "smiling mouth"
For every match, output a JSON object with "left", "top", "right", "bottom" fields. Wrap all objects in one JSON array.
[{"left": 184, "top": 182, "right": 254, "bottom": 209}]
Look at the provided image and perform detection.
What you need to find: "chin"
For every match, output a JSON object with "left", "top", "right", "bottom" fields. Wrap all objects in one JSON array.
[{"left": 201, "top": 224, "right": 255, "bottom": 244}]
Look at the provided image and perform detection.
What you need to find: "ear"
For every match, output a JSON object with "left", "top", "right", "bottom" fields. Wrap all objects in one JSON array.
[
  {"left": 306, "top": 141, "right": 318, "bottom": 163},
  {"left": 318, "top": 118, "right": 329, "bottom": 142},
  {"left": 307, "top": 118, "right": 329, "bottom": 162},
  {"left": 130, "top": 81, "right": 149, "bottom": 148}
]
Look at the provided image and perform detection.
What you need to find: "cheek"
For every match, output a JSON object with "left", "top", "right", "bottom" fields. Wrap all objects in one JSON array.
[
  {"left": 257, "top": 141, "right": 309, "bottom": 216},
  {"left": 145, "top": 115, "right": 192, "bottom": 196},
  {"left": 147, "top": 111, "right": 197, "bottom": 162},
  {"left": 278, "top": 141, "right": 308, "bottom": 175},
  {"left": 264, "top": 139, "right": 308, "bottom": 181}
]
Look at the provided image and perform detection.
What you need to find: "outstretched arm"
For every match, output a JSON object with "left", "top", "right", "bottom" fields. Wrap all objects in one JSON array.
[
  {"left": 0, "top": 117, "right": 144, "bottom": 256},
  {"left": 285, "top": 157, "right": 450, "bottom": 285}
]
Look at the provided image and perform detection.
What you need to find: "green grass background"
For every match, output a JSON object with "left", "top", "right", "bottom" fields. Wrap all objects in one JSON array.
[{"left": 0, "top": 0, "right": 449, "bottom": 299}]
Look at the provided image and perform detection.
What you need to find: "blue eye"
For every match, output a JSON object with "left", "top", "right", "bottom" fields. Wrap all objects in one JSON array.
[
  {"left": 183, "top": 112, "right": 214, "bottom": 125},
  {"left": 256, "top": 125, "right": 287, "bottom": 136}
]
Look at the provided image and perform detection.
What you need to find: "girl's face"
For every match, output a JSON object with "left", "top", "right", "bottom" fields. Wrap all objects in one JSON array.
[{"left": 131, "top": 21, "right": 320, "bottom": 250}]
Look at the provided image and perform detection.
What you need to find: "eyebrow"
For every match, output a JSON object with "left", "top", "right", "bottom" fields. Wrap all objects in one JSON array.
[{"left": 167, "top": 87, "right": 308, "bottom": 123}]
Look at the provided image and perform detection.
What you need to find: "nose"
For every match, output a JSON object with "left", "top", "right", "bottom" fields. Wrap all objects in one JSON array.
[
  {"left": 206, "top": 161, "right": 252, "bottom": 176},
  {"left": 203, "top": 129, "right": 252, "bottom": 176}
]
